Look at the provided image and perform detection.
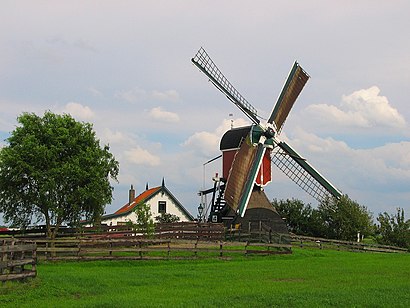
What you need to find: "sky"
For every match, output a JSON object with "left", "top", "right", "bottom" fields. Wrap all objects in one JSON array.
[{"left": 0, "top": 1, "right": 409, "bottom": 224}]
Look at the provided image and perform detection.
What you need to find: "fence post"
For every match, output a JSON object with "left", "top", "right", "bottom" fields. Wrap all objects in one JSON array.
[
  {"left": 21, "top": 242, "right": 26, "bottom": 273},
  {"left": 219, "top": 241, "right": 223, "bottom": 258},
  {"left": 10, "top": 238, "right": 15, "bottom": 273},
  {"left": 45, "top": 241, "right": 48, "bottom": 260},
  {"left": 77, "top": 240, "right": 81, "bottom": 259},
  {"left": 32, "top": 243, "right": 37, "bottom": 278},
  {"left": 1, "top": 239, "right": 6, "bottom": 277}
]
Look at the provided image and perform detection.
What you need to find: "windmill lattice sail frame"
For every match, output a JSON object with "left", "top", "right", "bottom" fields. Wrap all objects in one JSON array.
[
  {"left": 271, "top": 144, "right": 335, "bottom": 201},
  {"left": 192, "top": 47, "right": 260, "bottom": 124}
]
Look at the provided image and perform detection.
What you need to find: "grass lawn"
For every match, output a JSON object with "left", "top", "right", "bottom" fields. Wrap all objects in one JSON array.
[{"left": 1, "top": 248, "right": 409, "bottom": 307}]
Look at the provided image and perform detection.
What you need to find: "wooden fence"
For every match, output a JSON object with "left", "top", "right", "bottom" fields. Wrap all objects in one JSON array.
[
  {"left": 225, "top": 223, "right": 291, "bottom": 244},
  {"left": 2, "top": 222, "right": 226, "bottom": 241},
  {"left": 2, "top": 222, "right": 407, "bottom": 256},
  {"left": 155, "top": 222, "right": 225, "bottom": 240},
  {"left": 291, "top": 235, "right": 408, "bottom": 253},
  {"left": 27, "top": 238, "right": 291, "bottom": 261},
  {"left": 1, "top": 239, "right": 37, "bottom": 283}
]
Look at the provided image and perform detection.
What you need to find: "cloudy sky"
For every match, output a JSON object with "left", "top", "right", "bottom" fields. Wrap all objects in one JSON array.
[{"left": 1, "top": 1, "right": 409, "bottom": 224}]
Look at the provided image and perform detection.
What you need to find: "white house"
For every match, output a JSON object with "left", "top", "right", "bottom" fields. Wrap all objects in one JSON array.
[{"left": 101, "top": 179, "right": 194, "bottom": 225}]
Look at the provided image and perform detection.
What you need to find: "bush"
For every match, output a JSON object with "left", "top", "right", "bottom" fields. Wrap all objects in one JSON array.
[{"left": 155, "top": 213, "right": 180, "bottom": 223}]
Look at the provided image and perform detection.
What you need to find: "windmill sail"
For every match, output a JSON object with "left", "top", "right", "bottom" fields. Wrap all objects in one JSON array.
[
  {"left": 224, "top": 136, "right": 256, "bottom": 213},
  {"left": 271, "top": 140, "right": 342, "bottom": 201},
  {"left": 192, "top": 47, "right": 260, "bottom": 125},
  {"left": 224, "top": 135, "right": 266, "bottom": 217},
  {"left": 268, "top": 62, "right": 309, "bottom": 133}
]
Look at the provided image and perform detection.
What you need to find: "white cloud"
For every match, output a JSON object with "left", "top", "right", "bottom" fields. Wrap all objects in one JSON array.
[
  {"left": 116, "top": 87, "right": 180, "bottom": 103},
  {"left": 282, "top": 128, "right": 350, "bottom": 155},
  {"left": 46, "top": 36, "right": 97, "bottom": 53},
  {"left": 152, "top": 90, "right": 180, "bottom": 102},
  {"left": 88, "top": 87, "right": 104, "bottom": 98},
  {"left": 116, "top": 87, "right": 147, "bottom": 103},
  {"left": 148, "top": 107, "right": 180, "bottom": 123},
  {"left": 305, "top": 86, "right": 406, "bottom": 130},
  {"left": 102, "top": 128, "right": 129, "bottom": 145},
  {"left": 282, "top": 130, "right": 410, "bottom": 205},
  {"left": 63, "top": 102, "right": 95, "bottom": 120},
  {"left": 183, "top": 131, "right": 220, "bottom": 157},
  {"left": 72, "top": 39, "right": 97, "bottom": 53},
  {"left": 124, "top": 146, "right": 160, "bottom": 166},
  {"left": 183, "top": 118, "right": 250, "bottom": 157},
  {"left": 342, "top": 87, "right": 406, "bottom": 128},
  {"left": 365, "top": 142, "right": 410, "bottom": 173}
]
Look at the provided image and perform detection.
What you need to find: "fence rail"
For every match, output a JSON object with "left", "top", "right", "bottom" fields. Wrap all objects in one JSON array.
[
  {"left": 1, "top": 239, "right": 37, "bottom": 282},
  {"left": 1, "top": 222, "right": 226, "bottom": 241},
  {"left": 291, "top": 235, "right": 408, "bottom": 253},
  {"left": 23, "top": 238, "right": 291, "bottom": 261}
]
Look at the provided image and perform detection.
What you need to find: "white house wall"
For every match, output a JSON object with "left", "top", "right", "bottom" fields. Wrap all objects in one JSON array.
[
  {"left": 101, "top": 191, "right": 191, "bottom": 226},
  {"left": 149, "top": 193, "right": 191, "bottom": 221}
]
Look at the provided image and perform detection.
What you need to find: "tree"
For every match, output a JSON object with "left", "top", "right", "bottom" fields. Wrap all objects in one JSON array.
[
  {"left": 132, "top": 202, "right": 155, "bottom": 237},
  {"left": 155, "top": 213, "right": 180, "bottom": 224},
  {"left": 274, "top": 196, "right": 374, "bottom": 240},
  {"left": 376, "top": 208, "right": 409, "bottom": 249},
  {"left": 273, "top": 198, "right": 314, "bottom": 235},
  {"left": 317, "top": 195, "right": 374, "bottom": 241},
  {"left": 0, "top": 112, "right": 119, "bottom": 239},
  {"left": 273, "top": 198, "right": 328, "bottom": 237}
]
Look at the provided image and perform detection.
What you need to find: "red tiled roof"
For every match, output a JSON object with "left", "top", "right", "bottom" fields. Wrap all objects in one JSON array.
[{"left": 114, "top": 186, "right": 161, "bottom": 215}]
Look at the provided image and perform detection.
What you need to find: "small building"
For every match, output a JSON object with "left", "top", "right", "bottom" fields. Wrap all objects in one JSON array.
[{"left": 101, "top": 179, "right": 194, "bottom": 226}]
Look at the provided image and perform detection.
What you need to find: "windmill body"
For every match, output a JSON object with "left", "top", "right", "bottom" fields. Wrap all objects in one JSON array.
[
  {"left": 221, "top": 126, "right": 272, "bottom": 188},
  {"left": 193, "top": 47, "right": 342, "bottom": 224}
]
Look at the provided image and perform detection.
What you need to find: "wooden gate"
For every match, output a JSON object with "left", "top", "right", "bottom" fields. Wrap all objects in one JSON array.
[{"left": 1, "top": 239, "right": 37, "bottom": 282}]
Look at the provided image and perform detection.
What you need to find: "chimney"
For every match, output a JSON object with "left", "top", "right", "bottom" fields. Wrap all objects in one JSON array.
[{"left": 129, "top": 184, "right": 135, "bottom": 205}]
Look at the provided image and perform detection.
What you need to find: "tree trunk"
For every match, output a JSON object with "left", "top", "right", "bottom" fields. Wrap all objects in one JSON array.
[{"left": 47, "top": 215, "right": 62, "bottom": 258}]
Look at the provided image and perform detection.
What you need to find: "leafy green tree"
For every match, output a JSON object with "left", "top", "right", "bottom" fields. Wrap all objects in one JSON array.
[
  {"left": 376, "top": 208, "right": 409, "bottom": 249},
  {"left": 273, "top": 198, "right": 314, "bottom": 235},
  {"left": 317, "top": 195, "right": 374, "bottom": 241},
  {"left": 0, "top": 112, "right": 119, "bottom": 239},
  {"left": 274, "top": 196, "right": 374, "bottom": 240},
  {"left": 133, "top": 202, "right": 155, "bottom": 236},
  {"left": 155, "top": 213, "right": 180, "bottom": 224}
]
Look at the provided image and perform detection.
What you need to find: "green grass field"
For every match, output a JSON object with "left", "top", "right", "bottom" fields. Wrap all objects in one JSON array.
[{"left": 1, "top": 248, "right": 409, "bottom": 307}]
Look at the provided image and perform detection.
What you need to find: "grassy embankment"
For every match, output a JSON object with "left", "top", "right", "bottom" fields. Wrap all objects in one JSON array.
[{"left": 1, "top": 248, "right": 409, "bottom": 307}]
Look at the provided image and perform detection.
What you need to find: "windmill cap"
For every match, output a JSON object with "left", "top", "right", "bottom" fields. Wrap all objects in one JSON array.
[{"left": 220, "top": 125, "right": 252, "bottom": 151}]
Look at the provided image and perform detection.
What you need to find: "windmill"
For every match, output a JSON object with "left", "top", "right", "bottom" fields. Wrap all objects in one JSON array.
[{"left": 192, "top": 47, "right": 341, "bottom": 227}]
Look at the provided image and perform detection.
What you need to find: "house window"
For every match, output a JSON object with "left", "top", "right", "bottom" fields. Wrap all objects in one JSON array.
[{"left": 158, "top": 201, "right": 166, "bottom": 214}]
